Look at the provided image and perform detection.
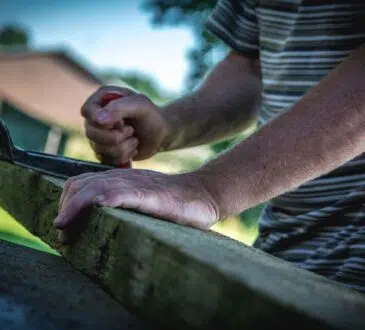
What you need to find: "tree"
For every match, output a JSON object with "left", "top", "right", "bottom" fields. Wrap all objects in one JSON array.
[
  {"left": 141, "top": 0, "right": 225, "bottom": 91},
  {"left": 101, "top": 70, "right": 176, "bottom": 105},
  {"left": 0, "top": 25, "right": 29, "bottom": 47}
]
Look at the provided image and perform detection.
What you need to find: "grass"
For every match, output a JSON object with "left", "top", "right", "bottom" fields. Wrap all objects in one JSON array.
[
  {"left": 0, "top": 134, "right": 258, "bottom": 254},
  {"left": 0, "top": 207, "right": 58, "bottom": 255}
]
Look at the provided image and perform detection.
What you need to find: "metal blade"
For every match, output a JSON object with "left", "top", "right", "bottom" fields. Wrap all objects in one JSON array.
[
  {"left": 0, "top": 119, "right": 15, "bottom": 162},
  {"left": 0, "top": 119, "right": 118, "bottom": 179}
]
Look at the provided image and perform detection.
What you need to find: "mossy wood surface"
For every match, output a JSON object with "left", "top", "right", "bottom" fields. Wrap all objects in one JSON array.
[{"left": 0, "top": 161, "right": 365, "bottom": 330}]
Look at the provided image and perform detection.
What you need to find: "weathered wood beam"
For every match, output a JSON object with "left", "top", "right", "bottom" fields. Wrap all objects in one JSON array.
[
  {"left": 0, "top": 239, "right": 145, "bottom": 330},
  {"left": 0, "top": 161, "right": 364, "bottom": 330}
]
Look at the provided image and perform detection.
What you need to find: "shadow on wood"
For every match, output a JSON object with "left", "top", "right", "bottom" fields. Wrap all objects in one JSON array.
[{"left": 0, "top": 239, "right": 145, "bottom": 330}]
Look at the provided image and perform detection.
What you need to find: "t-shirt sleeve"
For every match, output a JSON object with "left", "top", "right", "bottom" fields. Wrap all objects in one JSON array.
[{"left": 204, "top": 0, "right": 259, "bottom": 58}]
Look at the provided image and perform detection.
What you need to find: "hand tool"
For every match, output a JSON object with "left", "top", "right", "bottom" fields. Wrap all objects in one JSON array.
[{"left": 0, "top": 119, "right": 122, "bottom": 179}]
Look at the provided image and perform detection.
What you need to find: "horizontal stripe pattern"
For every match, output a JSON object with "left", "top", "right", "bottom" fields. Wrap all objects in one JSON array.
[{"left": 205, "top": 0, "right": 365, "bottom": 293}]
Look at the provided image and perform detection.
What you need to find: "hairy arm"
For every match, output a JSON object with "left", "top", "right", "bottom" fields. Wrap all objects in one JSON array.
[
  {"left": 55, "top": 45, "right": 365, "bottom": 235},
  {"left": 162, "top": 51, "right": 262, "bottom": 150},
  {"left": 198, "top": 44, "right": 365, "bottom": 219}
]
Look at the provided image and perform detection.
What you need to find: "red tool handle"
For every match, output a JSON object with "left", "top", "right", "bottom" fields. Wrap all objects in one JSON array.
[
  {"left": 100, "top": 92, "right": 123, "bottom": 107},
  {"left": 100, "top": 92, "right": 132, "bottom": 169}
]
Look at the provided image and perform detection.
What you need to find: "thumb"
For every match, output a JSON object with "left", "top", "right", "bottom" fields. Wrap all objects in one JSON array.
[
  {"left": 94, "top": 94, "right": 148, "bottom": 128},
  {"left": 82, "top": 86, "right": 136, "bottom": 122}
]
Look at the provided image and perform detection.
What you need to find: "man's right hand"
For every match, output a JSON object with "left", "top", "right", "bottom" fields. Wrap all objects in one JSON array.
[{"left": 81, "top": 86, "right": 171, "bottom": 165}]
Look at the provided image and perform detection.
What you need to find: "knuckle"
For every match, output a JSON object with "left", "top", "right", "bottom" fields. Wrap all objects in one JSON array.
[
  {"left": 110, "top": 133, "right": 122, "bottom": 145},
  {"left": 80, "top": 103, "right": 89, "bottom": 116},
  {"left": 68, "top": 181, "right": 81, "bottom": 194},
  {"left": 104, "top": 103, "right": 121, "bottom": 119},
  {"left": 88, "top": 128, "right": 119, "bottom": 146},
  {"left": 132, "top": 188, "right": 145, "bottom": 201},
  {"left": 120, "top": 141, "right": 134, "bottom": 154},
  {"left": 123, "top": 125, "right": 134, "bottom": 137},
  {"left": 131, "top": 137, "right": 139, "bottom": 146},
  {"left": 64, "top": 177, "right": 75, "bottom": 190},
  {"left": 94, "top": 178, "right": 110, "bottom": 191}
]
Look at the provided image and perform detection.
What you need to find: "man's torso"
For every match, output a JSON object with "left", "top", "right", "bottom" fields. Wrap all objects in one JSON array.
[
  {"left": 205, "top": 0, "right": 365, "bottom": 292},
  {"left": 252, "top": 0, "right": 365, "bottom": 293}
]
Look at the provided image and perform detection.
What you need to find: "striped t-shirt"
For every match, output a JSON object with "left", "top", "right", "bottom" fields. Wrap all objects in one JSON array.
[{"left": 205, "top": 0, "right": 365, "bottom": 293}]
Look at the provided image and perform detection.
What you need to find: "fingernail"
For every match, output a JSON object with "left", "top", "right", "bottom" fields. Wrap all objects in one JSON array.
[
  {"left": 54, "top": 215, "right": 65, "bottom": 228},
  {"left": 97, "top": 110, "right": 110, "bottom": 123}
]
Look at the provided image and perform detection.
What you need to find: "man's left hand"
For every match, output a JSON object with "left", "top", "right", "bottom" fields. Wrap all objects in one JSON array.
[{"left": 54, "top": 169, "right": 220, "bottom": 244}]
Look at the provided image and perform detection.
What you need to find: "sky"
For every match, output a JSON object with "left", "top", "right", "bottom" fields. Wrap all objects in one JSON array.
[{"left": 0, "top": 0, "right": 196, "bottom": 93}]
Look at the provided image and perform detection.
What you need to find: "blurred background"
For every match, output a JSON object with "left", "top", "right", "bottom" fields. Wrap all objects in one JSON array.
[{"left": 0, "top": 0, "right": 264, "bottom": 254}]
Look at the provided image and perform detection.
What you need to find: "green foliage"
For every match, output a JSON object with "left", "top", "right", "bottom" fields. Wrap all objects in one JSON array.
[
  {"left": 240, "top": 204, "right": 265, "bottom": 229},
  {"left": 141, "top": 0, "right": 236, "bottom": 155},
  {"left": 0, "top": 25, "right": 29, "bottom": 46},
  {"left": 101, "top": 70, "right": 176, "bottom": 105},
  {"left": 141, "top": 0, "right": 225, "bottom": 91},
  {"left": 0, "top": 207, "right": 57, "bottom": 255},
  {"left": 210, "top": 138, "right": 236, "bottom": 155}
]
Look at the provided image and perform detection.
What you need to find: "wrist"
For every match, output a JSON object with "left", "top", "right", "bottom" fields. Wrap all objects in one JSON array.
[
  {"left": 159, "top": 106, "right": 180, "bottom": 152},
  {"left": 193, "top": 167, "right": 229, "bottom": 221}
]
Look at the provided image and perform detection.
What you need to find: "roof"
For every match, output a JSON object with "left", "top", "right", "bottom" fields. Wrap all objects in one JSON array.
[{"left": 0, "top": 48, "right": 104, "bottom": 132}]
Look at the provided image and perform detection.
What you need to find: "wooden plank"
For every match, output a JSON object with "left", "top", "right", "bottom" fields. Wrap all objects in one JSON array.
[
  {"left": 0, "top": 161, "right": 364, "bottom": 330},
  {"left": 0, "top": 239, "right": 145, "bottom": 330}
]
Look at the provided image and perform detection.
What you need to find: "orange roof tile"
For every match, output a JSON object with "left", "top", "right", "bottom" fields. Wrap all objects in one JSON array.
[{"left": 0, "top": 50, "right": 103, "bottom": 132}]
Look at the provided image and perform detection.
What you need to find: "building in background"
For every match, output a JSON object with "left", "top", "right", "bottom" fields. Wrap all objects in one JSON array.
[{"left": 0, "top": 49, "right": 104, "bottom": 154}]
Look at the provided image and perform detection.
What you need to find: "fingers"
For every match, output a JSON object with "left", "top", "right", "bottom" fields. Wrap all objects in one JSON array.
[
  {"left": 57, "top": 186, "right": 146, "bottom": 229},
  {"left": 55, "top": 182, "right": 105, "bottom": 229},
  {"left": 54, "top": 168, "right": 218, "bottom": 246},
  {"left": 85, "top": 121, "right": 138, "bottom": 164},
  {"left": 92, "top": 137, "right": 139, "bottom": 164},
  {"left": 85, "top": 121, "right": 134, "bottom": 146},
  {"left": 58, "top": 169, "right": 134, "bottom": 215},
  {"left": 81, "top": 86, "right": 135, "bottom": 122},
  {"left": 95, "top": 188, "right": 176, "bottom": 223},
  {"left": 90, "top": 94, "right": 149, "bottom": 128},
  {"left": 97, "top": 151, "right": 138, "bottom": 166},
  {"left": 55, "top": 171, "right": 134, "bottom": 229},
  {"left": 59, "top": 172, "right": 99, "bottom": 213},
  {"left": 95, "top": 189, "right": 144, "bottom": 209}
]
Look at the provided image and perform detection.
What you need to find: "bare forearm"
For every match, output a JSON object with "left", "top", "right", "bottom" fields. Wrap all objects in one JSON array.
[
  {"left": 162, "top": 51, "right": 261, "bottom": 150},
  {"left": 199, "top": 44, "right": 365, "bottom": 218}
]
